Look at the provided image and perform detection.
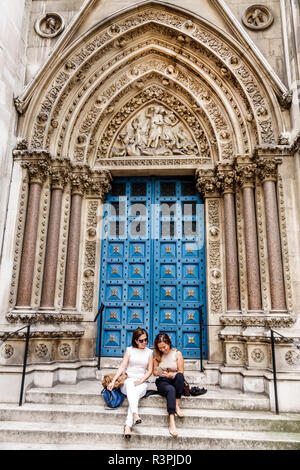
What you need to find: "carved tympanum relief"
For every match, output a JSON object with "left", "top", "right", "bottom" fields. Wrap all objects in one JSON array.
[{"left": 111, "top": 104, "right": 201, "bottom": 157}]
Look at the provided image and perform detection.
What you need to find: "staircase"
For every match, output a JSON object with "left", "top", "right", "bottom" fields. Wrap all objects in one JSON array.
[{"left": 0, "top": 370, "right": 300, "bottom": 450}]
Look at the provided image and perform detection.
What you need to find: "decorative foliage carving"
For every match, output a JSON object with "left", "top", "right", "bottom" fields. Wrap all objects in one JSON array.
[
  {"left": 206, "top": 198, "right": 224, "bottom": 315},
  {"left": 1, "top": 344, "right": 14, "bottom": 359},
  {"left": 195, "top": 169, "right": 218, "bottom": 196},
  {"left": 235, "top": 163, "right": 257, "bottom": 188},
  {"left": 250, "top": 348, "right": 265, "bottom": 363},
  {"left": 35, "top": 343, "right": 49, "bottom": 358},
  {"left": 285, "top": 349, "right": 300, "bottom": 366},
  {"left": 59, "top": 343, "right": 72, "bottom": 357},
  {"left": 256, "top": 158, "right": 281, "bottom": 183},
  {"left": 228, "top": 346, "right": 243, "bottom": 361},
  {"left": 216, "top": 164, "right": 236, "bottom": 194}
]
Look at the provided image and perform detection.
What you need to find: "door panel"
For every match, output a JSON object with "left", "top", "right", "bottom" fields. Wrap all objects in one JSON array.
[{"left": 98, "top": 177, "right": 207, "bottom": 358}]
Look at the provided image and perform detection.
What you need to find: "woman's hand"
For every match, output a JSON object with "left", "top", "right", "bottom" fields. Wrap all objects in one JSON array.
[
  {"left": 107, "top": 381, "right": 115, "bottom": 391},
  {"left": 134, "top": 379, "right": 143, "bottom": 386},
  {"left": 161, "top": 370, "right": 175, "bottom": 379}
]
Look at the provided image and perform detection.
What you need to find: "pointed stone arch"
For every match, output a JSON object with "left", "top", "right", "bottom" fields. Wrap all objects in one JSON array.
[{"left": 17, "top": 1, "right": 285, "bottom": 167}]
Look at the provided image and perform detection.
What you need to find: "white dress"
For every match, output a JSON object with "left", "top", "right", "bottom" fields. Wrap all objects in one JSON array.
[{"left": 120, "top": 346, "right": 152, "bottom": 427}]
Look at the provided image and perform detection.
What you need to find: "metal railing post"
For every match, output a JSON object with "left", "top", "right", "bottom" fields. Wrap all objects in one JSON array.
[
  {"left": 270, "top": 329, "right": 279, "bottom": 415},
  {"left": 19, "top": 324, "right": 31, "bottom": 407},
  {"left": 94, "top": 302, "right": 104, "bottom": 371},
  {"left": 199, "top": 304, "right": 204, "bottom": 373}
]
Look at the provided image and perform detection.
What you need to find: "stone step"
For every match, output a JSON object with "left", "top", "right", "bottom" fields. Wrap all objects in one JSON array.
[
  {"left": 1, "top": 403, "right": 300, "bottom": 433},
  {"left": 0, "top": 420, "right": 299, "bottom": 450},
  {"left": 25, "top": 380, "right": 270, "bottom": 411}
]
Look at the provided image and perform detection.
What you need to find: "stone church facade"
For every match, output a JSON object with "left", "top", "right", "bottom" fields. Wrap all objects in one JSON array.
[{"left": 0, "top": 0, "right": 300, "bottom": 411}]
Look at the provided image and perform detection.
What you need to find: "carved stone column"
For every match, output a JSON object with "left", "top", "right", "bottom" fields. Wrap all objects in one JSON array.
[
  {"left": 236, "top": 163, "right": 262, "bottom": 311},
  {"left": 216, "top": 165, "right": 240, "bottom": 311},
  {"left": 16, "top": 159, "right": 49, "bottom": 307},
  {"left": 41, "top": 162, "right": 69, "bottom": 309},
  {"left": 257, "top": 158, "right": 286, "bottom": 310},
  {"left": 63, "top": 169, "right": 89, "bottom": 310}
]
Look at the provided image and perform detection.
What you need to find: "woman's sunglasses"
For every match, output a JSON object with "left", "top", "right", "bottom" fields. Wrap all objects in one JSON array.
[{"left": 138, "top": 338, "right": 148, "bottom": 343}]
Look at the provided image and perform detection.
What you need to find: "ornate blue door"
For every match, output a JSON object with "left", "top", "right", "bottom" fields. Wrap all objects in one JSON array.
[{"left": 97, "top": 177, "right": 207, "bottom": 358}]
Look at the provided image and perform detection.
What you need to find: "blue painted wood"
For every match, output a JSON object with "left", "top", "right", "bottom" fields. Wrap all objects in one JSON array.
[{"left": 97, "top": 177, "right": 207, "bottom": 358}]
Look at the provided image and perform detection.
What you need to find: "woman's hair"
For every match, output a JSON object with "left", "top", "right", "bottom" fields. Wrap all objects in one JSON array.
[
  {"left": 132, "top": 328, "right": 148, "bottom": 348},
  {"left": 154, "top": 333, "right": 172, "bottom": 362}
]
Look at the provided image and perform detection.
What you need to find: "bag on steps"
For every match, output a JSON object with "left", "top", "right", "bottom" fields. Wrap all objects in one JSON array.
[
  {"left": 183, "top": 380, "right": 190, "bottom": 397},
  {"left": 190, "top": 386, "right": 207, "bottom": 396},
  {"left": 101, "top": 388, "right": 127, "bottom": 408}
]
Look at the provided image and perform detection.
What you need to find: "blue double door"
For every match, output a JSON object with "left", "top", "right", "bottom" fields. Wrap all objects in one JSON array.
[{"left": 98, "top": 177, "right": 207, "bottom": 359}]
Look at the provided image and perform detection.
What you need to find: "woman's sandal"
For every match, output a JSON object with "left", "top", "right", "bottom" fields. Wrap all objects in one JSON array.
[
  {"left": 133, "top": 414, "right": 142, "bottom": 425},
  {"left": 169, "top": 427, "right": 178, "bottom": 438},
  {"left": 123, "top": 425, "right": 132, "bottom": 439}
]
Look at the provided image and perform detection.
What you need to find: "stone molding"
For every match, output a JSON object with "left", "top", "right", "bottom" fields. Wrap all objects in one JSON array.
[{"left": 13, "top": 147, "right": 112, "bottom": 200}]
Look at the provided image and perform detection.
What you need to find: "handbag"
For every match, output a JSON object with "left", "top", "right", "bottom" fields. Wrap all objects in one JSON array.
[
  {"left": 102, "top": 388, "right": 127, "bottom": 408},
  {"left": 183, "top": 380, "right": 190, "bottom": 397},
  {"left": 102, "top": 372, "right": 127, "bottom": 389},
  {"left": 190, "top": 386, "right": 207, "bottom": 396}
]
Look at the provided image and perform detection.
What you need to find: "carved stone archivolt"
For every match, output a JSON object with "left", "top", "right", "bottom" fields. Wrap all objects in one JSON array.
[{"left": 16, "top": 2, "right": 285, "bottom": 176}]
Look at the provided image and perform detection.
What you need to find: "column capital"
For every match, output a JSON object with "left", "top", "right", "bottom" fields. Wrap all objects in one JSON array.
[
  {"left": 68, "top": 164, "right": 91, "bottom": 195},
  {"left": 195, "top": 168, "right": 219, "bottom": 197},
  {"left": 235, "top": 163, "right": 257, "bottom": 189},
  {"left": 49, "top": 158, "right": 70, "bottom": 189},
  {"left": 86, "top": 170, "right": 113, "bottom": 200},
  {"left": 255, "top": 157, "right": 282, "bottom": 183},
  {"left": 21, "top": 157, "right": 50, "bottom": 184},
  {"left": 215, "top": 163, "right": 236, "bottom": 194}
]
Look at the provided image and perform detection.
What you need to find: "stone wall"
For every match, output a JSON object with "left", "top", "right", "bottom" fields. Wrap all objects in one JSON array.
[{"left": 0, "top": 0, "right": 29, "bottom": 316}]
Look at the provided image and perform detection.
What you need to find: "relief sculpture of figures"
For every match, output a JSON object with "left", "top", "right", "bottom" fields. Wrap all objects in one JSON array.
[{"left": 111, "top": 105, "right": 200, "bottom": 157}]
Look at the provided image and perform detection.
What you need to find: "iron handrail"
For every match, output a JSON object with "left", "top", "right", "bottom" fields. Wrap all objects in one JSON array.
[{"left": 0, "top": 303, "right": 105, "bottom": 406}]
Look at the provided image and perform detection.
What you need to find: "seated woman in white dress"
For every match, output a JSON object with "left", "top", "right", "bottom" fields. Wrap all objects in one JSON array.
[{"left": 107, "top": 328, "right": 153, "bottom": 439}]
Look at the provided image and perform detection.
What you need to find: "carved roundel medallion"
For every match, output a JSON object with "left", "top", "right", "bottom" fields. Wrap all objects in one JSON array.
[
  {"left": 34, "top": 13, "right": 65, "bottom": 38},
  {"left": 242, "top": 5, "right": 274, "bottom": 31}
]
